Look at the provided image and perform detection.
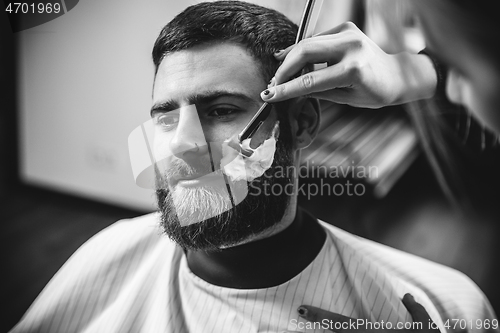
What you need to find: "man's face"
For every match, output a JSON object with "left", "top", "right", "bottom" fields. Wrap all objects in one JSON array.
[
  {"left": 152, "top": 42, "right": 294, "bottom": 250},
  {"left": 153, "top": 43, "right": 275, "bottom": 156}
]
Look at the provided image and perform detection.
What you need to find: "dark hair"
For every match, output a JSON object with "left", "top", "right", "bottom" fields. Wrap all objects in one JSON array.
[
  {"left": 152, "top": 0, "right": 300, "bottom": 145},
  {"left": 152, "top": 1, "right": 298, "bottom": 81}
]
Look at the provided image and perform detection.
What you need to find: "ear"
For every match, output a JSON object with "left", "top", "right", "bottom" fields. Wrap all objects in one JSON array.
[{"left": 291, "top": 98, "right": 321, "bottom": 149}]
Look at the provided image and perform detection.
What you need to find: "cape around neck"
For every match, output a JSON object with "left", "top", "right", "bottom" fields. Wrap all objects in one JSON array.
[{"left": 186, "top": 207, "right": 327, "bottom": 289}]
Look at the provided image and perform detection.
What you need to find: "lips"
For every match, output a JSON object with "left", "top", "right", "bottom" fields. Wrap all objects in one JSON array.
[{"left": 171, "top": 170, "right": 224, "bottom": 187}]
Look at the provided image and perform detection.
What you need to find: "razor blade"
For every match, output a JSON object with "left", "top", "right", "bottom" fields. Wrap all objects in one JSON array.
[{"left": 237, "top": 0, "right": 323, "bottom": 156}]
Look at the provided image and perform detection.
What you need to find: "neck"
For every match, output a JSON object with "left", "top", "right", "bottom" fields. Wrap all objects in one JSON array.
[{"left": 185, "top": 204, "right": 326, "bottom": 289}]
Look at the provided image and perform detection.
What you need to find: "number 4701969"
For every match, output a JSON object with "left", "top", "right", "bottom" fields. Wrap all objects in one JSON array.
[
  {"left": 444, "top": 319, "right": 499, "bottom": 330},
  {"left": 5, "top": 2, "right": 61, "bottom": 14}
]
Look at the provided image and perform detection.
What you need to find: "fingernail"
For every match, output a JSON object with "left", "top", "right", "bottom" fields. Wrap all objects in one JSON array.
[
  {"left": 403, "top": 293, "right": 414, "bottom": 301},
  {"left": 274, "top": 49, "right": 284, "bottom": 56},
  {"left": 297, "top": 306, "right": 307, "bottom": 316},
  {"left": 267, "top": 77, "right": 276, "bottom": 88},
  {"left": 261, "top": 88, "right": 275, "bottom": 99}
]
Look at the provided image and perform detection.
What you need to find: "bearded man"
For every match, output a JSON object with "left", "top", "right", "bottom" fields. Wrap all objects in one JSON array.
[{"left": 11, "top": 2, "right": 496, "bottom": 332}]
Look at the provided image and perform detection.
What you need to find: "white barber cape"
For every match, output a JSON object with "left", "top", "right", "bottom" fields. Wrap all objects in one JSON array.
[{"left": 11, "top": 213, "right": 497, "bottom": 333}]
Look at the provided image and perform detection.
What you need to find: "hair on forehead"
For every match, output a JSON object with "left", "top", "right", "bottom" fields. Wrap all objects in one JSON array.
[{"left": 152, "top": 1, "right": 298, "bottom": 81}]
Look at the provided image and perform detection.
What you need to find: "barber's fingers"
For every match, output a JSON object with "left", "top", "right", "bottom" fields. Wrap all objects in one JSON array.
[
  {"left": 308, "top": 89, "right": 352, "bottom": 105},
  {"left": 261, "top": 63, "right": 352, "bottom": 102},
  {"left": 274, "top": 44, "right": 294, "bottom": 61},
  {"left": 274, "top": 33, "right": 341, "bottom": 61},
  {"left": 313, "top": 21, "right": 363, "bottom": 37},
  {"left": 297, "top": 305, "right": 356, "bottom": 332},
  {"left": 274, "top": 22, "right": 362, "bottom": 61},
  {"left": 274, "top": 21, "right": 362, "bottom": 61},
  {"left": 273, "top": 36, "right": 352, "bottom": 85},
  {"left": 402, "top": 294, "right": 439, "bottom": 330}
]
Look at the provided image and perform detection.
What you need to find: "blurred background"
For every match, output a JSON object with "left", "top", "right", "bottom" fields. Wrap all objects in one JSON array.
[{"left": 1, "top": 0, "right": 499, "bottom": 331}]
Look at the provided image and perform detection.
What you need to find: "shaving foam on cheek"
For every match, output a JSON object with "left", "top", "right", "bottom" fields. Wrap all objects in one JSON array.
[{"left": 221, "top": 122, "right": 280, "bottom": 181}]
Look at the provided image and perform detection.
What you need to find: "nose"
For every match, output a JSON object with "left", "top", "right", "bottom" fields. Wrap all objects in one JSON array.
[
  {"left": 446, "top": 69, "right": 463, "bottom": 106},
  {"left": 169, "top": 105, "right": 208, "bottom": 162}
]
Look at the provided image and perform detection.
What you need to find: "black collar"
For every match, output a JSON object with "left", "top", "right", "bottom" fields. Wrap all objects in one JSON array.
[{"left": 186, "top": 207, "right": 327, "bottom": 289}]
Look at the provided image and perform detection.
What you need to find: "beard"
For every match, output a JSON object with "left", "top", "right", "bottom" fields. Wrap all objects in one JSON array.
[{"left": 156, "top": 122, "right": 295, "bottom": 251}]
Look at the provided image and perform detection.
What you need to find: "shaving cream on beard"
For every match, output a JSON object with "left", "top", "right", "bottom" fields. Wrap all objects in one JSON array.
[{"left": 221, "top": 122, "right": 280, "bottom": 181}]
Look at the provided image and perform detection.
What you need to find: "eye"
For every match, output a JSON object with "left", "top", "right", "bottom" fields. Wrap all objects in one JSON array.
[
  {"left": 209, "top": 108, "right": 240, "bottom": 121},
  {"left": 155, "top": 113, "right": 179, "bottom": 131}
]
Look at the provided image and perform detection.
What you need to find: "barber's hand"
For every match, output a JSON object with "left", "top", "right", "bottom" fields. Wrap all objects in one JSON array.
[
  {"left": 262, "top": 22, "right": 436, "bottom": 108},
  {"left": 285, "top": 294, "right": 441, "bottom": 333}
]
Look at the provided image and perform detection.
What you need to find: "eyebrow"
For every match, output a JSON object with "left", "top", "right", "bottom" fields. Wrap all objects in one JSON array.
[{"left": 150, "top": 90, "right": 257, "bottom": 116}]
